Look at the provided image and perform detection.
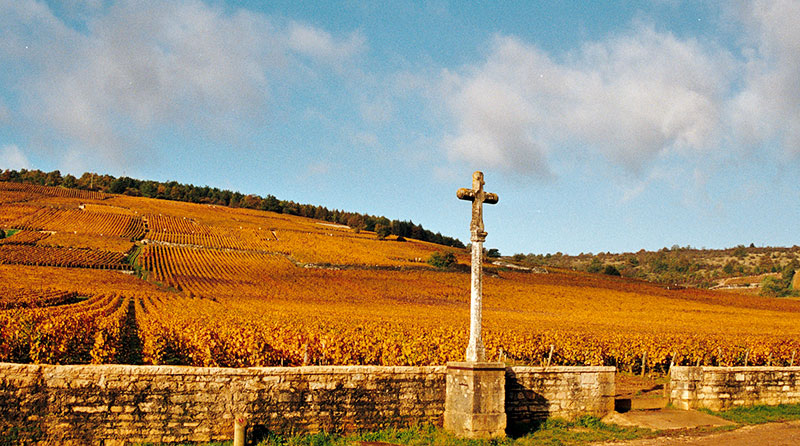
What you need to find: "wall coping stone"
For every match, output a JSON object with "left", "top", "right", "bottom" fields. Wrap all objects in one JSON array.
[
  {"left": 672, "top": 366, "right": 800, "bottom": 372},
  {"left": 0, "top": 362, "right": 618, "bottom": 375},
  {"left": 0, "top": 362, "right": 447, "bottom": 376},
  {"left": 509, "top": 366, "right": 616, "bottom": 373}
]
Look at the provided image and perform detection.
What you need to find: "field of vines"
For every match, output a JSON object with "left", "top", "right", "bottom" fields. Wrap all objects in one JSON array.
[
  {"left": 1, "top": 181, "right": 800, "bottom": 372},
  {"left": 0, "top": 245, "right": 130, "bottom": 269},
  {"left": 14, "top": 208, "right": 144, "bottom": 240}
]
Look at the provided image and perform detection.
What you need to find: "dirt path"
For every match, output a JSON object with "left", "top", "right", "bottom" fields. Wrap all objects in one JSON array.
[{"left": 594, "top": 420, "right": 800, "bottom": 445}]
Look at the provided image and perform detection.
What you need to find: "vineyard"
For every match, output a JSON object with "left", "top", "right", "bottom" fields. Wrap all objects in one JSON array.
[
  {"left": 0, "top": 285, "right": 78, "bottom": 310},
  {"left": 0, "top": 245, "right": 130, "bottom": 269},
  {"left": 1, "top": 180, "right": 799, "bottom": 372},
  {"left": 14, "top": 208, "right": 145, "bottom": 240}
]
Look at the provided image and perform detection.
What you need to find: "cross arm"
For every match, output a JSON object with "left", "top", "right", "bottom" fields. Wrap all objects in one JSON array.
[{"left": 457, "top": 188, "right": 475, "bottom": 201}]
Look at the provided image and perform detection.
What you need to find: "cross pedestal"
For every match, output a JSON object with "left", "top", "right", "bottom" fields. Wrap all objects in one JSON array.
[
  {"left": 444, "top": 362, "right": 506, "bottom": 438},
  {"left": 445, "top": 171, "right": 506, "bottom": 439}
]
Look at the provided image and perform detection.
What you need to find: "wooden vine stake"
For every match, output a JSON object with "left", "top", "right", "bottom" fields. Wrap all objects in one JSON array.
[
  {"left": 233, "top": 416, "right": 247, "bottom": 446},
  {"left": 546, "top": 344, "right": 554, "bottom": 368},
  {"left": 641, "top": 351, "right": 647, "bottom": 376},
  {"left": 668, "top": 352, "right": 677, "bottom": 375},
  {"left": 791, "top": 350, "right": 796, "bottom": 366},
  {"left": 744, "top": 349, "right": 750, "bottom": 366}
]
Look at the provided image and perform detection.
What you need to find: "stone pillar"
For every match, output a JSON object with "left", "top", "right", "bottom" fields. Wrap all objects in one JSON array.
[
  {"left": 465, "top": 240, "right": 485, "bottom": 362},
  {"left": 444, "top": 362, "right": 507, "bottom": 438}
]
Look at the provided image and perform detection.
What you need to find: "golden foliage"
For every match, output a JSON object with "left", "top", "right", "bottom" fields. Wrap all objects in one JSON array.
[
  {"left": 1, "top": 182, "right": 800, "bottom": 370},
  {"left": 15, "top": 208, "right": 144, "bottom": 239},
  {"left": 0, "top": 245, "right": 130, "bottom": 269}
]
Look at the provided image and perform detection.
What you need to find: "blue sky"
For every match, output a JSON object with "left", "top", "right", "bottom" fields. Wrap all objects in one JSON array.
[{"left": 1, "top": 1, "right": 799, "bottom": 255}]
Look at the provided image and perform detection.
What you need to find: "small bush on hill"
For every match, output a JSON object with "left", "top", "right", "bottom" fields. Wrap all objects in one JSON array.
[
  {"left": 374, "top": 224, "right": 391, "bottom": 240},
  {"left": 427, "top": 251, "right": 456, "bottom": 269},
  {"left": 587, "top": 258, "right": 603, "bottom": 273},
  {"left": 604, "top": 265, "right": 621, "bottom": 276},
  {"left": 760, "top": 275, "right": 796, "bottom": 297}
]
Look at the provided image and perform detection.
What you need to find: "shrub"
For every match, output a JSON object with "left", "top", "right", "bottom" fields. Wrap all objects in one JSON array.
[
  {"left": 587, "top": 258, "right": 603, "bottom": 273},
  {"left": 604, "top": 265, "right": 621, "bottom": 276},
  {"left": 760, "top": 275, "right": 795, "bottom": 297},
  {"left": 374, "top": 224, "right": 391, "bottom": 240},
  {"left": 427, "top": 251, "right": 456, "bottom": 269}
]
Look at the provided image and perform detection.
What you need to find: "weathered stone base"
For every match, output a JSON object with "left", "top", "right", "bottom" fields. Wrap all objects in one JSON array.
[{"left": 444, "top": 362, "right": 506, "bottom": 438}]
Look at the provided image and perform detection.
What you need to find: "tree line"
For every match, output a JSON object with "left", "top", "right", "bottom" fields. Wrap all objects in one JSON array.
[{"left": 0, "top": 169, "right": 465, "bottom": 248}]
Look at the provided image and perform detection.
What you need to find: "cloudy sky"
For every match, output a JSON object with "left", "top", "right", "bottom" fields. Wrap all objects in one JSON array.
[{"left": 1, "top": 0, "right": 799, "bottom": 255}]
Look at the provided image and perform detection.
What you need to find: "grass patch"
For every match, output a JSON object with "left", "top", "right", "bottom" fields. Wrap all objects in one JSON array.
[
  {"left": 701, "top": 403, "right": 800, "bottom": 425},
  {"left": 136, "top": 443, "right": 231, "bottom": 446},
  {"left": 2, "top": 228, "right": 20, "bottom": 238},
  {"left": 125, "top": 244, "right": 147, "bottom": 279},
  {"left": 514, "top": 416, "right": 650, "bottom": 446},
  {"left": 136, "top": 418, "right": 650, "bottom": 446}
]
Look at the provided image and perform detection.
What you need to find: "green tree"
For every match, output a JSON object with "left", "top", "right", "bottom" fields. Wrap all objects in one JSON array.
[
  {"left": 723, "top": 260, "right": 738, "bottom": 275},
  {"left": 62, "top": 174, "right": 77, "bottom": 188},
  {"left": 587, "top": 258, "right": 603, "bottom": 273},
  {"left": 427, "top": 251, "right": 456, "bottom": 269},
  {"left": 782, "top": 263, "right": 797, "bottom": 283},
  {"left": 603, "top": 265, "right": 621, "bottom": 276},
  {"left": 374, "top": 224, "right": 391, "bottom": 240},
  {"left": 760, "top": 276, "right": 791, "bottom": 297}
]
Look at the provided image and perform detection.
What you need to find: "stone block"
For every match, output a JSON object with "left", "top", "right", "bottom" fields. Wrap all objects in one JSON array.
[{"left": 444, "top": 362, "right": 506, "bottom": 439}]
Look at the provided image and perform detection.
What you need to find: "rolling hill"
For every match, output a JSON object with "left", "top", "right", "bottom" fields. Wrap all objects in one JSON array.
[{"left": 1, "top": 180, "right": 799, "bottom": 372}]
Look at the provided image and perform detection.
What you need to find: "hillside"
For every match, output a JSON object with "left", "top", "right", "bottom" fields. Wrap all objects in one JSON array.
[
  {"left": 510, "top": 245, "right": 800, "bottom": 294},
  {"left": 1, "top": 180, "right": 800, "bottom": 372},
  {"left": 0, "top": 168, "right": 464, "bottom": 248}
]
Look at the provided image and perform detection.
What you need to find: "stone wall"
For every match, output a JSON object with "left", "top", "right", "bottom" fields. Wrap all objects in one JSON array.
[
  {"left": 505, "top": 366, "right": 616, "bottom": 430},
  {"left": 0, "top": 363, "right": 445, "bottom": 445},
  {"left": 0, "top": 363, "right": 616, "bottom": 444},
  {"left": 669, "top": 366, "right": 800, "bottom": 410}
]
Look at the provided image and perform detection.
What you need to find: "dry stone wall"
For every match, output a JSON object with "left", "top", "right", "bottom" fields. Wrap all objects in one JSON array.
[
  {"left": 669, "top": 366, "right": 800, "bottom": 410},
  {"left": 0, "top": 363, "right": 445, "bottom": 445},
  {"left": 0, "top": 363, "right": 615, "bottom": 445},
  {"left": 506, "top": 366, "right": 616, "bottom": 431}
]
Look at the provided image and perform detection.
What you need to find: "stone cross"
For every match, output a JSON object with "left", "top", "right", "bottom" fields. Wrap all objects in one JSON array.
[{"left": 457, "top": 171, "right": 498, "bottom": 362}]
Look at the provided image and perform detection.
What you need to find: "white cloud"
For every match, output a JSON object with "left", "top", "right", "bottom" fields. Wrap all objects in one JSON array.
[
  {"left": 441, "top": 26, "right": 732, "bottom": 175},
  {"left": 729, "top": 0, "right": 800, "bottom": 154},
  {"left": 0, "top": 0, "right": 364, "bottom": 167},
  {"left": 1, "top": 144, "right": 31, "bottom": 170},
  {"left": 288, "top": 22, "right": 366, "bottom": 65}
]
